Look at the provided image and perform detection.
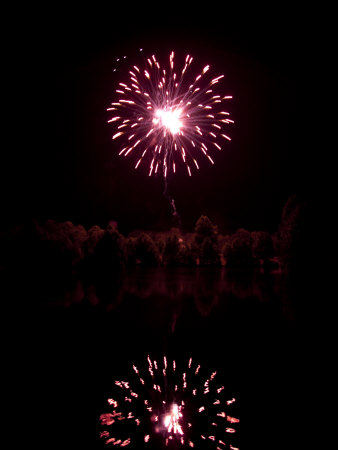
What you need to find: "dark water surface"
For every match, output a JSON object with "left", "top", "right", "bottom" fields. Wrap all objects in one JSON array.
[{"left": 13, "top": 267, "right": 315, "bottom": 449}]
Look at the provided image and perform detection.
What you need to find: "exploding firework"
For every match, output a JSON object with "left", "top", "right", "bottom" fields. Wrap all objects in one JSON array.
[
  {"left": 99, "top": 355, "right": 240, "bottom": 449},
  {"left": 108, "top": 51, "right": 233, "bottom": 178}
]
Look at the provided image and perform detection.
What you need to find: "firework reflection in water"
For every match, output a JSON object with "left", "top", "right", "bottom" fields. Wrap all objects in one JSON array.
[{"left": 99, "top": 355, "right": 240, "bottom": 448}]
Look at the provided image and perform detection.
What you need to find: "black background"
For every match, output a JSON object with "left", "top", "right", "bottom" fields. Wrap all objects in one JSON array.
[{"left": 4, "top": 4, "right": 334, "bottom": 450}]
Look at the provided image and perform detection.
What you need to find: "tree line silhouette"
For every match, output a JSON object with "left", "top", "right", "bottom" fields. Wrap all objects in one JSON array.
[{"left": 0, "top": 195, "right": 315, "bottom": 280}]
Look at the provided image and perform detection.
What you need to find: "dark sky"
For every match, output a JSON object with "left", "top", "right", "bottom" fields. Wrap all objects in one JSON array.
[{"left": 3, "top": 5, "right": 331, "bottom": 234}]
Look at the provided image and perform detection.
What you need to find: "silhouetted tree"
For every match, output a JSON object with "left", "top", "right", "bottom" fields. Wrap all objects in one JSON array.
[
  {"left": 252, "top": 231, "right": 274, "bottom": 260},
  {"left": 163, "top": 230, "right": 180, "bottom": 266},
  {"left": 92, "top": 224, "right": 126, "bottom": 275},
  {"left": 133, "top": 232, "right": 160, "bottom": 266},
  {"left": 161, "top": 229, "right": 194, "bottom": 266},
  {"left": 35, "top": 220, "right": 80, "bottom": 276},
  {"left": 200, "top": 236, "right": 221, "bottom": 266},
  {"left": 59, "top": 221, "right": 88, "bottom": 262},
  {"left": 193, "top": 215, "right": 219, "bottom": 265},
  {"left": 125, "top": 236, "right": 137, "bottom": 266},
  {"left": 194, "top": 215, "right": 218, "bottom": 245},
  {"left": 154, "top": 234, "right": 166, "bottom": 263},
  {"left": 221, "top": 235, "right": 232, "bottom": 257},
  {"left": 225, "top": 228, "right": 254, "bottom": 268},
  {"left": 177, "top": 238, "right": 195, "bottom": 266},
  {"left": 84, "top": 225, "right": 105, "bottom": 256},
  {"left": 278, "top": 194, "right": 311, "bottom": 271}
]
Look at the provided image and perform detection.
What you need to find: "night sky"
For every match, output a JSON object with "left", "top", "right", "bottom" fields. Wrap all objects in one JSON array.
[{"left": 3, "top": 6, "right": 331, "bottom": 235}]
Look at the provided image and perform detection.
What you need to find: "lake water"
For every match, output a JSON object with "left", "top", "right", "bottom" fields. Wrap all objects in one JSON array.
[{"left": 14, "top": 267, "right": 312, "bottom": 449}]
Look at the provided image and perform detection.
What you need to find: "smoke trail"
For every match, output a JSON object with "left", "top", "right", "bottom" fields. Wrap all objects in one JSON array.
[{"left": 163, "top": 177, "right": 181, "bottom": 226}]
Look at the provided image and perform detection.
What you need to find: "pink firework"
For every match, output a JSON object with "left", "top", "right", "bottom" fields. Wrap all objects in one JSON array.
[
  {"left": 108, "top": 51, "right": 233, "bottom": 177},
  {"left": 99, "top": 355, "right": 240, "bottom": 448}
]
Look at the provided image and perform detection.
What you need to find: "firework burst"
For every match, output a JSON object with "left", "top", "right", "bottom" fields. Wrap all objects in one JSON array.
[
  {"left": 99, "top": 355, "right": 240, "bottom": 448},
  {"left": 108, "top": 51, "right": 233, "bottom": 177}
]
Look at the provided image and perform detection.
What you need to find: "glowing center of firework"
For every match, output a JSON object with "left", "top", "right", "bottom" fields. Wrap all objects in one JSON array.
[
  {"left": 163, "top": 403, "right": 184, "bottom": 435},
  {"left": 153, "top": 108, "right": 183, "bottom": 135}
]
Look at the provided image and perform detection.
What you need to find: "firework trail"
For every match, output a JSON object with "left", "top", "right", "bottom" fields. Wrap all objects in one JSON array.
[
  {"left": 163, "top": 179, "right": 181, "bottom": 226},
  {"left": 107, "top": 50, "right": 233, "bottom": 179},
  {"left": 99, "top": 355, "right": 240, "bottom": 449}
]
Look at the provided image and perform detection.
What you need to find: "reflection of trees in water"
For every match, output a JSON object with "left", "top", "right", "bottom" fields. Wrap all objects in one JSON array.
[
  {"left": 87, "top": 274, "right": 124, "bottom": 311},
  {"left": 88, "top": 268, "right": 286, "bottom": 313},
  {"left": 39, "top": 267, "right": 294, "bottom": 325},
  {"left": 193, "top": 269, "right": 220, "bottom": 316}
]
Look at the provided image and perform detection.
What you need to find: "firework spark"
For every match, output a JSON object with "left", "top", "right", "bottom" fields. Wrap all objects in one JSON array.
[
  {"left": 99, "top": 355, "right": 239, "bottom": 448},
  {"left": 108, "top": 51, "right": 233, "bottom": 178}
]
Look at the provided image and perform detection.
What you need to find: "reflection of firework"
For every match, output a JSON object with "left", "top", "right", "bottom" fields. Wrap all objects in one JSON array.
[
  {"left": 99, "top": 355, "right": 240, "bottom": 448},
  {"left": 108, "top": 51, "right": 233, "bottom": 177}
]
